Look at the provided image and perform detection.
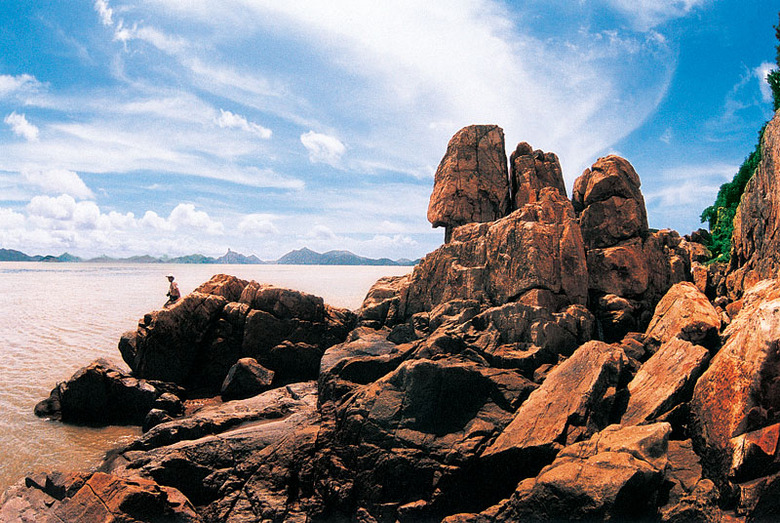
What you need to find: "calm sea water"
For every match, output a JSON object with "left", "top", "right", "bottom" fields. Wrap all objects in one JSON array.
[{"left": 0, "top": 262, "right": 411, "bottom": 493}]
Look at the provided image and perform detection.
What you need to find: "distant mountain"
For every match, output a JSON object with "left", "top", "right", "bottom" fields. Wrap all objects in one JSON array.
[
  {"left": 0, "top": 247, "right": 417, "bottom": 266},
  {"left": 0, "top": 248, "right": 36, "bottom": 261},
  {"left": 0, "top": 249, "right": 82, "bottom": 262},
  {"left": 276, "top": 247, "right": 416, "bottom": 266},
  {"left": 168, "top": 254, "right": 216, "bottom": 264},
  {"left": 215, "top": 249, "right": 264, "bottom": 265}
]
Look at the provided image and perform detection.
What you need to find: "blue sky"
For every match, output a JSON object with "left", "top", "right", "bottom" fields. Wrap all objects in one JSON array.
[{"left": 0, "top": 0, "right": 777, "bottom": 260}]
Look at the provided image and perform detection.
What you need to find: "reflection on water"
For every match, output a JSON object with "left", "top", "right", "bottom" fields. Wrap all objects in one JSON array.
[{"left": 0, "top": 262, "right": 410, "bottom": 492}]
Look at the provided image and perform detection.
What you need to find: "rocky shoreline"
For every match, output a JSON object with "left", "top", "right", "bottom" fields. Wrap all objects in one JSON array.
[{"left": 3, "top": 113, "right": 780, "bottom": 522}]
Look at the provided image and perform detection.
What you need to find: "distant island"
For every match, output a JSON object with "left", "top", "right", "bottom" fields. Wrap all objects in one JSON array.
[{"left": 0, "top": 247, "right": 418, "bottom": 266}]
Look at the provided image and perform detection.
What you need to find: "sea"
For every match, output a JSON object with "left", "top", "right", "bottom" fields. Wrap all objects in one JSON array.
[{"left": 0, "top": 262, "right": 412, "bottom": 493}]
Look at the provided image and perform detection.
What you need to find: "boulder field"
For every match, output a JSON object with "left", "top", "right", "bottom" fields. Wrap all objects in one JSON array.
[{"left": 6, "top": 114, "right": 780, "bottom": 521}]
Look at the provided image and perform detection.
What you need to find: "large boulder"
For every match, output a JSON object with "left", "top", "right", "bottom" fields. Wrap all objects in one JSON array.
[
  {"left": 34, "top": 358, "right": 184, "bottom": 426},
  {"left": 119, "top": 275, "right": 356, "bottom": 391},
  {"left": 220, "top": 357, "right": 275, "bottom": 401},
  {"left": 509, "top": 142, "right": 566, "bottom": 208},
  {"left": 1, "top": 472, "right": 200, "bottom": 523},
  {"left": 427, "top": 125, "right": 511, "bottom": 242},
  {"left": 729, "top": 110, "right": 780, "bottom": 298},
  {"left": 404, "top": 187, "right": 587, "bottom": 317},
  {"left": 621, "top": 337, "right": 710, "bottom": 427},
  {"left": 481, "top": 341, "right": 628, "bottom": 483},
  {"left": 572, "top": 154, "right": 649, "bottom": 249},
  {"left": 326, "top": 356, "right": 536, "bottom": 516},
  {"left": 690, "top": 279, "right": 780, "bottom": 484},
  {"left": 645, "top": 281, "right": 721, "bottom": 348},
  {"left": 572, "top": 156, "right": 691, "bottom": 340},
  {"left": 491, "top": 423, "right": 670, "bottom": 522}
]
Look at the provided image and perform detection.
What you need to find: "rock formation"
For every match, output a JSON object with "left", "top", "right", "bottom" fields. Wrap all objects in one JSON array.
[
  {"left": 7, "top": 120, "right": 780, "bottom": 522},
  {"left": 729, "top": 110, "right": 780, "bottom": 297},
  {"left": 427, "top": 125, "right": 511, "bottom": 242},
  {"left": 509, "top": 141, "right": 567, "bottom": 207}
]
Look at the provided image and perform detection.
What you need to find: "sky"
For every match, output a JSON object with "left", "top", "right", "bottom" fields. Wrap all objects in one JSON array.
[{"left": 0, "top": 0, "right": 777, "bottom": 260}]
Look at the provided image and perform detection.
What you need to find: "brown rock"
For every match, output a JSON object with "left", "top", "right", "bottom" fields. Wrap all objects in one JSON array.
[
  {"left": 52, "top": 472, "right": 200, "bottom": 522},
  {"left": 220, "top": 357, "right": 275, "bottom": 401},
  {"left": 193, "top": 273, "right": 249, "bottom": 302},
  {"left": 587, "top": 238, "right": 650, "bottom": 297},
  {"left": 572, "top": 155, "right": 648, "bottom": 248},
  {"left": 509, "top": 141, "right": 566, "bottom": 208},
  {"left": 427, "top": 125, "right": 511, "bottom": 241},
  {"left": 356, "top": 274, "right": 410, "bottom": 328},
  {"left": 729, "top": 110, "right": 780, "bottom": 298},
  {"left": 121, "top": 278, "right": 355, "bottom": 391},
  {"left": 481, "top": 341, "right": 628, "bottom": 477},
  {"left": 621, "top": 337, "right": 710, "bottom": 426},
  {"left": 730, "top": 422, "right": 780, "bottom": 482},
  {"left": 645, "top": 282, "right": 721, "bottom": 347},
  {"left": 492, "top": 423, "right": 670, "bottom": 522},
  {"left": 404, "top": 187, "right": 587, "bottom": 316},
  {"left": 690, "top": 279, "right": 780, "bottom": 483},
  {"left": 692, "top": 262, "right": 709, "bottom": 294},
  {"left": 34, "top": 358, "right": 183, "bottom": 426}
]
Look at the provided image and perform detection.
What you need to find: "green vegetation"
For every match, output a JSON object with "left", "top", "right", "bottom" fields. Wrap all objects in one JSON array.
[
  {"left": 700, "top": 13, "right": 780, "bottom": 262},
  {"left": 700, "top": 129, "right": 765, "bottom": 262}
]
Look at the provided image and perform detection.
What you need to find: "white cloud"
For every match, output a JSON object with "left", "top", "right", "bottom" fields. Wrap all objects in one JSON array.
[
  {"left": 140, "top": 210, "right": 172, "bottom": 231},
  {"left": 168, "top": 203, "right": 224, "bottom": 234},
  {"left": 307, "top": 224, "right": 338, "bottom": 241},
  {"left": 0, "top": 208, "right": 25, "bottom": 230},
  {"left": 238, "top": 214, "right": 279, "bottom": 235},
  {"left": 23, "top": 169, "right": 94, "bottom": 200},
  {"left": 605, "top": 0, "right": 709, "bottom": 30},
  {"left": 216, "top": 109, "right": 272, "bottom": 139},
  {"left": 5, "top": 112, "right": 39, "bottom": 142},
  {"left": 755, "top": 62, "right": 776, "bottom": 104},
  {"left": 300, "top": 131, "right": 346, "bottom": 167},
  {"left": 94, "top": 0, "right": 113, "bottom": 27},
  {"left": 27, "top": 194, "right": 78, "bottom": 220},
  {"left": 0, "top": 74, "right": 42, "bottom": 99}
]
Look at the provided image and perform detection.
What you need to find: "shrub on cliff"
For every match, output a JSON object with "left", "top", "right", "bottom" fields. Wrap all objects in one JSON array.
[{"left": 700, "top": 132, "right": 764, "bottom": 262}]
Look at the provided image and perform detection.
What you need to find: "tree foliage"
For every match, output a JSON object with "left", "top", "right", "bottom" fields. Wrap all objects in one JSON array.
[
  {"left": 700, "top": 130, "right": 765, "bottom": 261},
  {"left": 699, "top": 12, "right": 779, "bottom": 262}
]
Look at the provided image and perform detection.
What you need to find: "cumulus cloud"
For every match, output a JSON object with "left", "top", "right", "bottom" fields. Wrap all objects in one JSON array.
[
  {"left": 5, "top": 112, "right": 39, "bottom": 142},
  {"left": 0, "top": 208, "right": 26, "bottom": 230},
  {"left": 94, "top": 0, "right": 113, "bottom": 27},
  {"left": 168, "top": 203, "right": 224, "bottom": 234},
  {"left": 238, "top": 214, "right": 278, "bottom": 236},
  {"left": 216, "top": 109, "right": 272, "bottom": 139},
  {"left": 23, "top": 169, "right": 94, "bottom": 199},
  {"left": 300, "top": 131, "right": 346, "bottom": 167}
]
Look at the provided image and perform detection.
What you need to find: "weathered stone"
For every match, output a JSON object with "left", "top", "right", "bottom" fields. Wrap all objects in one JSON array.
[
  {"left": 509, "top": 141, "right": 566, "bottom": 208},
  {"left": 193, "top": 273, "right": 249, "bottom": 302},
  {"left": 572, "top": 155, "right": 648, "bottom": 246},
  {"left": 645, "top": 282, "right": 721, "bottom": 348},
  {"left": 34, "top": 358, "right": 183, "bottom": 426},
  {"left": 690, "top": 279, "right": 780, "bottom": 484},
  {"left": 492, "top": 424, "right": 670, "bottom": 522},
  {"left": 120, "top": 275, "right": 355, "bottom": 391},
  {"left": 427, "top": 125, "right": 511, "bottom": 241},
  {"left": 729, "top": 110, "right": 780, "bottom": 298},
  {"left": 220, "top": 357, "right": 275, "bottom": 401},
  {"left": 621, "top": 337, "right": 710, "bottom": 426},
  {"left": 404, "top": 187, "right": 587, "bottom": 317},
  {"left": 481, "top": 341, "right": 628, "bottom": 480},
  {"left": 357, "top": 274, "right": 410, "bottom": 328},
  {"left": 730, "top": 423, "right": 780, "bottom": 482}
]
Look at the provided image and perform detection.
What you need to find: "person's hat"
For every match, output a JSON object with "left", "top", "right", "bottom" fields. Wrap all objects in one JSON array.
[{"left": 166, "top": 274, "right": 175, "bottom": 278}]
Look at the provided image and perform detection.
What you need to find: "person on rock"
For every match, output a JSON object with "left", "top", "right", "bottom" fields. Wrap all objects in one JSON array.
[{"left": 165, "top": 274, "right": 181, "bottom": 307}]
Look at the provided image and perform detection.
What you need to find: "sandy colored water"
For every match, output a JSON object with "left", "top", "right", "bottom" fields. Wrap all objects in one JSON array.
[{"left": 0, "top": 262, "right": 411, "bottom": 492}]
